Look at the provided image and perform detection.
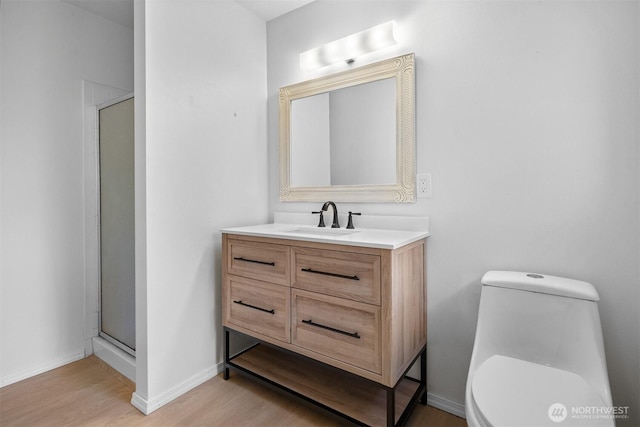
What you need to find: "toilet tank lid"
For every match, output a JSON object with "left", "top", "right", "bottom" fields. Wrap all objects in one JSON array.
[{"left": 481, "top": 271, "right": 600, "bottom": 301}]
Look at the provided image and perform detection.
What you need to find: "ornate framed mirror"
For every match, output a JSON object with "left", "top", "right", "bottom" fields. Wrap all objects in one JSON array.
[{"left": 279, "top": 53, "right": 415, "bottom": 202}]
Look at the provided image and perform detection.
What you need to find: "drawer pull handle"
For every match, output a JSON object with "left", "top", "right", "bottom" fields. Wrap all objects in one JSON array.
[
  {"left": 233, "top": 257, "right": 275, "bottom": 266},
  {"left": 301, "top": 268, "right": 359, "bottom": 281},
  {"left": 233, "top": 300, "right": 275, "bottom": 314},
  {"left": 301, "top": 319, "right": 360, "bottom": 339}
]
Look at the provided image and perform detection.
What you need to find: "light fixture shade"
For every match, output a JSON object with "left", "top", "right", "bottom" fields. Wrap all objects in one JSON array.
[{"left": 300, "top": 21, "right": 397, "bottom": 70}]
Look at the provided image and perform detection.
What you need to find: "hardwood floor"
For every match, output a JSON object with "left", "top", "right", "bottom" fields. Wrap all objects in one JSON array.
[{"left": 0, "top": 356, "right": 467, "bottom": 426}]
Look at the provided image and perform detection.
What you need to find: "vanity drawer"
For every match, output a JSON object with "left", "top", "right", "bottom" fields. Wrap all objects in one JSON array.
[
  {"left": 292, "top": 289, "right": 381, "bottom": 374},
  {"left": 224, "top": 276, "right": 290, "bottom": 343},
  {"left": 227, "top": 238, "right": 290, "bottom": 286},
  {"left": 292, "top": 247, "right": 380, "bottom": 305}
]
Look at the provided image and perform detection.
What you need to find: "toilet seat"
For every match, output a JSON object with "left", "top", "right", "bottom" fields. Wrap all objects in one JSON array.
[{"left": 471, "top": 355, "right": 614, "bottom": 427}]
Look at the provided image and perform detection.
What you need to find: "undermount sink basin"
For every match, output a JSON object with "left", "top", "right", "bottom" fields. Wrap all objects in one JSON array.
[{"left": 285, "top": 228, "right": 359, "bottom": 237}]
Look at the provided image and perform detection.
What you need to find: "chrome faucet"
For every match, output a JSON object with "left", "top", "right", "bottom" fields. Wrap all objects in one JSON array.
[{"left": 322, "top": 201, "right": 340, "bottom": 228}]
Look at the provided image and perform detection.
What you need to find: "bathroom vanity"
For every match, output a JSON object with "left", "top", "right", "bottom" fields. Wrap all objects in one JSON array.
[{"left": 221, "top": 222, "right": 428, "bottom": 427}]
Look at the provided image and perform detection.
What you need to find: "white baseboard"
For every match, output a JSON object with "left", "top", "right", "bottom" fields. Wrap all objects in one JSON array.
[
  {"left": 92, "top": 337, "right": 136, "bottom": 382},
  {"left": 130, "top": 392, "right": 149, "bottom": 414},
  {"left": 0, "top": 350, "right": 85, "bottom": 388},
  {"left": 131, "top": 361, "right": 224, "bottom": 415},
  {"left": 427, "top": 392, "right": 466, "bottom": 419}
]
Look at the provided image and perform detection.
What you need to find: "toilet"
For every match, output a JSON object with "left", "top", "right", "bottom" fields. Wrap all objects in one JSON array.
[{"left": 465, "top": 271, "right": 614, "bottom": 427}]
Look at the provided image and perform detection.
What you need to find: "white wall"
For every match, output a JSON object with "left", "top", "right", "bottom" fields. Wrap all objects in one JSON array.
[
  {"left": 290, "top": 93, "right": 331, "bottom": 187},
  {"left": 267, "top": 1, "right": 639, "bottom": 423},
  {"left": 330, "top": 78, "right": 396, "bottom": 185},
  {"left": 132, "top": 0, "right": 269, "bottom": 413},
  {"left": 0, "top": 0, "right": 133, "bottom": 386}
]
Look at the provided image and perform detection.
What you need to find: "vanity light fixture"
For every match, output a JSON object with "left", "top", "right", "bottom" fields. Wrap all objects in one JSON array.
[{"left": 299, "top": 20, "right": 398, "bottom": 70}]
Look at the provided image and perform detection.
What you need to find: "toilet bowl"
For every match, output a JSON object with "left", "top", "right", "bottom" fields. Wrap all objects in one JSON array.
[{"left": 465, "top": 271, "right": 614, "bottom": 427}]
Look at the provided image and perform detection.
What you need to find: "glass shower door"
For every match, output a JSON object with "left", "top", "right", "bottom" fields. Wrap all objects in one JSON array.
[{"left": 98, "top": 96, "right": 135, "bottom": 354}]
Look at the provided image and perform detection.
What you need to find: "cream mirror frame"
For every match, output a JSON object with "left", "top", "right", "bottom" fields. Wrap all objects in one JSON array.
[{"left": 279, "top": 53, "right": 416, "bottom": 203}]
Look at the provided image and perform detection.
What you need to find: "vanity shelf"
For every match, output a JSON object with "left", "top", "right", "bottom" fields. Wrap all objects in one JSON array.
[
  {"left": 225, "top": 333, "right": 426, "bottom": 427},
  {"left": 221, "top": 229, "right": 428, "bottom": 426}
]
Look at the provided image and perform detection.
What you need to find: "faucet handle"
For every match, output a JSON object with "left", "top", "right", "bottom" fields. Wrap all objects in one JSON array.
[
  {"left": 312, "top": 211, "right": 326, "bottom": 228},
  {"left": 346, "top": 211, "right": 361, "bottom": 229}
]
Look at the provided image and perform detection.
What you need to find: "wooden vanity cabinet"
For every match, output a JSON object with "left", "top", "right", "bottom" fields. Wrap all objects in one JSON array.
[{"left": 222, "top": 232, "right": 427, "bottom": 426}]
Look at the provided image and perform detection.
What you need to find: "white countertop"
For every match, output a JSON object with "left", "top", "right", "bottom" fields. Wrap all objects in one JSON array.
[{"left": 221, "top": 222, "right": 430, "bottom": 250}]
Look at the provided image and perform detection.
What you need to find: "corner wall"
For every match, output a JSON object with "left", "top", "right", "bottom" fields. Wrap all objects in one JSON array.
[
  {"left": 0, "top": 0, "right": 133, "bottom": 386},
  {"left": 267, "top": 1, "right": 640, "bottom": 423},
  {"left": 132, "top": 0, "right": 269, "bottom": 413}
]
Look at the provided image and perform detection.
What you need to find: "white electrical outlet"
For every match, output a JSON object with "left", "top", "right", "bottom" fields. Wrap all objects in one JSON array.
[{"left": 416, "top": 173, "right": 432, "bottom": 198}]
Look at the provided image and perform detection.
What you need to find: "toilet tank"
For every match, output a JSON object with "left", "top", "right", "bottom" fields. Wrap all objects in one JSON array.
[{"left": 472, "top": 271, "right": 612, "bottom": 406}]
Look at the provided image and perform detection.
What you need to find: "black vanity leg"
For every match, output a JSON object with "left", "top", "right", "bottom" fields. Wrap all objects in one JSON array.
[
  {"left": 420, "top": 346, "right": 427, "bottom": 405},
  {"left": 223, "top": 328, "right": 230, "bottom": 380},
  {"left": 387, "top": 387, "right": 395, "bottom": 427}
]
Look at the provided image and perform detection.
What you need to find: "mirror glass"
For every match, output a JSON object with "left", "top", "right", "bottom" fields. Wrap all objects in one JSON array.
[
  {"left": 280, "top": 53, "right": 415, "bottom": 202},
  {"left": 290, "top": 78, "right": 396, "bottom": 187}
]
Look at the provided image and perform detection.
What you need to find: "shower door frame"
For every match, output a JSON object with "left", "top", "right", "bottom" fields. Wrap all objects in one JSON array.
[{"left": 96, "top": 93, "right": 136, "bottom": 357}]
